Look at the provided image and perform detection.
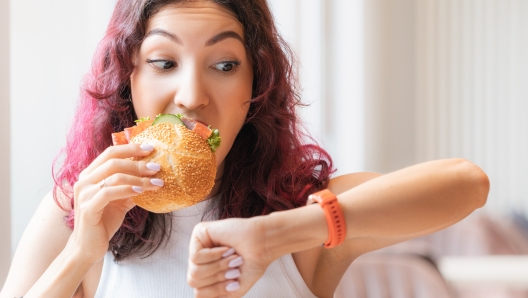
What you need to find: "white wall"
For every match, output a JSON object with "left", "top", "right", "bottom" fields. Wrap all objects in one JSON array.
[
  {"left": 364, "top": 0, "right": 417, "bottom": 173},
  {"left": 9, "top": 0, "right": 116, "bottom": 256},
  {"left": 267, "top": 0, "right": 416, "bottom": 175},
  {"left": 268, "top": 0, "right": 366, "bottom": 175},
  {"left": 1, "top": 0, "right": 12, "bottom": 287},
  {"left": 414, "top": 0, "right": 528, "bottom": 214},
  {"left": 362, "top": 0, "right": 528, "bottom": 214}
]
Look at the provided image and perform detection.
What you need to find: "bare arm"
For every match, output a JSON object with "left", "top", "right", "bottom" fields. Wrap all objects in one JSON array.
[
  {"left": 0, "top": 191, "right": 89, "bottom": 298},
  {"left": 187, "top": 158, "right": 489, "bottom": 297},
  {"left": 264, "top": 158, "right": 489, "bottom": 296},
  {"left": 1, "top": 143, "right": 162, "bottom": 298}
]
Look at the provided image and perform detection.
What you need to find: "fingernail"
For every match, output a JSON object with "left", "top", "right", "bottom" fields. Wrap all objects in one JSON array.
[
  {"left": 225, "top": 269, "right": 240, "bottom": 279},
  {"left": 226, "top": 281, "right": 240, "bottom": 292},
  {"left": 222, "top": 248, "right": 235, "bottom": 258},
  {"left": 146, "top": 162, "right": 161, "bottom": 171},
  {"left": 132, "top": 186, "right": 143, "bottom": 193},
  {"left": 150, "top": 178, "right": 164, "bottom": 187},
  {"left": 140, "top": 144, "right": 154, "bottom": 151},
  {"left": 228, "top": 256, "right": 243, "bottom": 268}
]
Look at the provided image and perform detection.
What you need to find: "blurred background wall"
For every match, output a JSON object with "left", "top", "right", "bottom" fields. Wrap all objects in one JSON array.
[
  {"left": 1, "top": 0, "right": 117, "bottom": 285},
  {"left": 267, "top": 0, "right": 366, "bottom": 175},
  {"left": 2, "top": 0, "right": 527, "bottom": 289},
  {"left": 268, "top": 0, "right": 528, "bottom": 214},
  {"left": 412, "top": 0, "right": 528, "bottom": 213},
  {"left": 0, "top": 0, "right": 11, "bottom": 286}
]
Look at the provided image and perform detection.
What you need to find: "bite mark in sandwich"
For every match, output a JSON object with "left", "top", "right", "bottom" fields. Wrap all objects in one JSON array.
[{"left": 111, "top": 114, "right": 221, "bottom": 213}]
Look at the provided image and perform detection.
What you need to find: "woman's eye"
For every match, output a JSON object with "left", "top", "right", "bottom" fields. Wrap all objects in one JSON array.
[
  {"left": 147, "top": 59, "right": 176, "bottom": 70},
  {"left": 214, "top": 61, "right": 240, "bottom": 73}
]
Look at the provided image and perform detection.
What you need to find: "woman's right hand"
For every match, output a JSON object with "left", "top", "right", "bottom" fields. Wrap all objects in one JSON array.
[{"left": 68, "top": 143, "right": 162, "bottom": 264}]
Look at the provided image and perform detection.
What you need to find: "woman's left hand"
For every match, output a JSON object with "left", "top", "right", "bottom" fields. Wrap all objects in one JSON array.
[{"left": 188, "top": 217, "right": 274, "bottom": 298}]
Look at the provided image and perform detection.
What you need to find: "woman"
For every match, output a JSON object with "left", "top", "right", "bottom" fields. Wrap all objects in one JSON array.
[{"left": 0, "top": 0, "right": 489, "bottom": 297}]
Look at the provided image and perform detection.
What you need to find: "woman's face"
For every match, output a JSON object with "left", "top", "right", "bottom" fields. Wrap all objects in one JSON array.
[{"left": 130, "top": 1, "right": 253, "bottom": 183}]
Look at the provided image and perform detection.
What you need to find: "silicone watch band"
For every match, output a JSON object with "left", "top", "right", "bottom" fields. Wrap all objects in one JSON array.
[{"left": 307, "top": 189, "right": 347, "bottom": 248}]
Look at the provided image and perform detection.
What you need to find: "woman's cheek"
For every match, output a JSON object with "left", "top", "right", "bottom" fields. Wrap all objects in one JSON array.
[{"left": 132, "top": 75, "right": 175, "bottom": 117}]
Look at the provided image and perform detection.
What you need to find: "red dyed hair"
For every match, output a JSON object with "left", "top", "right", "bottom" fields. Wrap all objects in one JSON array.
[{"left": 53, "top": 0, "right": 334, "bottom": 261}]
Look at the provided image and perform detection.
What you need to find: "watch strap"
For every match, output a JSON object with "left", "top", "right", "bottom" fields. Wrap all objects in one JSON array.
[{"left": 307, "top": 189, "right": 347, "bottom": 248}]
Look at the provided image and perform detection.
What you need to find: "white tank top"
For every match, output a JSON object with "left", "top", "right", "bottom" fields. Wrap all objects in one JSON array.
[{"left": 94, "top": 199, "right": 318, "bottom": 298}]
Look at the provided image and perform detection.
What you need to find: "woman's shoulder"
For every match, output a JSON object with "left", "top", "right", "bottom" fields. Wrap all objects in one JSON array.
[
  {"left": 1, "top": 190, "right": 73, "bottom": 295},
  {"left": 35, "top": 188, "right": 73, "bottom": 232},
  {"left": 17, "top": 188, "right": 72, "bottom": 253}
]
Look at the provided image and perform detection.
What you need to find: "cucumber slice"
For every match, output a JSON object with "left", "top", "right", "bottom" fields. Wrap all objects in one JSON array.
[{"left": 152, "top": 114, "right": 184, "bottom": 126}]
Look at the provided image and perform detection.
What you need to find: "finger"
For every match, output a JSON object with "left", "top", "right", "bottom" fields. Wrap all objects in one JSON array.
[
  {"left": 188, "top": 267, "right": 241, "bottom": 289},
  {"left": 192, "top": 247, "right": 235, "bottom": 265},
  {"left": 194, "top": 280, "right": 240, "bottom": 298},
  {"left": 76, "top": 174, "right": 163, "bottom": 207},
  {"left": 83, "top": 185, "right": 144, "bottom": 215},
  {"left": 86, "top": 158, "right": 161, "bottom": 185},
  {"left": 187, "top": 254, "right": 242, "bottom": 286},
  {"left": 81, "top": 143, "right": 155, "bottom": 178},
  {"left": 103, "top": 197, "right": 137, "bottom": 216},
  {"left": 190, "top": 223, "right": 214, "bottom": 256},
  {"left": 104, "top": 173, "right": 164, "bottom": 191},
  {"left": 120, "top": 197, "right": 137, "bottom": 212}
]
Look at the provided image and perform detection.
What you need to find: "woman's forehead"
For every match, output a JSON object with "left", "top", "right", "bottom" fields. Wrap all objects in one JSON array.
[{"left": 146, "top": 2, "right": 244, "bottom": 37}]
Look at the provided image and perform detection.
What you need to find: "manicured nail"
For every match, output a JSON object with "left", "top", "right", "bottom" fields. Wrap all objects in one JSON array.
[
  {"left": 226, "top": 281, "right": 240, "bottom": 292},
  {"left": 132, "top": 186, "right": 143, "bottom": 193},
  {"left": 228, "top": 256, "right": 243, "bottom": 268},
  {"left": 225, "top": 269, "right": 240, "bottom": 279},
  {"left": 146, "top": 162, "right": 160, "bottom": 171},
  {"left": 150, "top": 178, "right": 164, "bottom": 187},
  {"left": 222, "top": 248, "right": 235, "bottom": 258},
  {"left": 140, "top": 144, "right": 154, "bottom": 151}
]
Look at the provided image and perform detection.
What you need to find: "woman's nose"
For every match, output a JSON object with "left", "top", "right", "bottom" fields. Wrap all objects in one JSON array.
[{"left": 173, "top": 68, "right": 210, "bottom": 111}]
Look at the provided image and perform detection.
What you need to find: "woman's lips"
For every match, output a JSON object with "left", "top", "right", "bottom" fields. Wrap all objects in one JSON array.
[{"left": 181, "top": 116, "right": 210, "bottom": 128}]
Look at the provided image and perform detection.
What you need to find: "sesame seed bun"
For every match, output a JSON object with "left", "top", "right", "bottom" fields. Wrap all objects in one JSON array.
[{"left": 129, "top": 123, "right": 216, "bottom": 213}]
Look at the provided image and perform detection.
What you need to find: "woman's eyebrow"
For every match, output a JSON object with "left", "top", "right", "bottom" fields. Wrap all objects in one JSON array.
[
  {"left": 205, "top": 31, "right": 244, "bottom": 46},
  {"left": 145, "top": 29, "right": 182, "bottom": 44},
  {"left": 144, "top": 29, "right": 243, "bottom": 46}
]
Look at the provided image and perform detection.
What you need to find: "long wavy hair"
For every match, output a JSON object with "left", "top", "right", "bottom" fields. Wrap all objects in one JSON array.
[{"left": 53, "top": 0, "right": 334, "bottom": 261}]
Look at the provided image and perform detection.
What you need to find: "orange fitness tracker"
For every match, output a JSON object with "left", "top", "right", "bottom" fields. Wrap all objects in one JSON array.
[{"left": 307, "top": 189, "right": 347, "bottom": 248}]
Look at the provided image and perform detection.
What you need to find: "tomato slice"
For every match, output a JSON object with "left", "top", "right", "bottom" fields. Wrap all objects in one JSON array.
[
  {"left": 112, "top": 119, "right": 155, "bottom": 145},
  {"left": 193, "top": 122, "right": 212, "bottom": 140},
  {"left": 123, "top": 127, "right": 135, "bottom": 142},
  {"left": 135, "top": 120, "right": 155, "bottom": 136},
  {"left": 112, "top": 131, "right": 128, "bottom": 145},
  {"left": 123, "top": 120, "right": 155, "bottom": 142}
]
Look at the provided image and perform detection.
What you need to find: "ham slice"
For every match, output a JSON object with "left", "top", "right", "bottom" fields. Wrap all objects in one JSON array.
[
  {"left": 181, "top": 117, "right": 212, "bottom": 140},
  {"left": 181, "top": 117, "right": 196, "bottom": 130}
]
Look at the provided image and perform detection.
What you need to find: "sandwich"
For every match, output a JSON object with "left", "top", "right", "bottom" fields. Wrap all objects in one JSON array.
[{"left": 111, "top": 114, "right": 221, "bottom": 213}]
